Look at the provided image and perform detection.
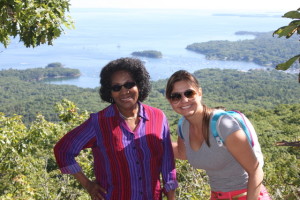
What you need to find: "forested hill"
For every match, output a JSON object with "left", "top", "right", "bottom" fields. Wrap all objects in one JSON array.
[
  {"left": 1, "top": 67, "right": 299, "bottom": 124},
  {"left": 186, "top": 31, "right": 300, "bottom": 68},
  {"left": 193, "top": 68, "right": 300, "bottom": 110}
]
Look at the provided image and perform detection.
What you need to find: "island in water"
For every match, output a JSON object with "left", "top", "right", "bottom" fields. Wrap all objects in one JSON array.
[
  {"left": 131, "top": 50, "right": 162, "bottom": 58},
  {"left": 0, "top": 62, "right": 80, "bottom": 82},
  {"left": 186, "top": 31, "right": 300, "bottom": 69}
]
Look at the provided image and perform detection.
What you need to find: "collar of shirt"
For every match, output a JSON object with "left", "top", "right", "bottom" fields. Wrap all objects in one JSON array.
[{"left": 105, "top": 102, "right": 150, "bottom": 121}]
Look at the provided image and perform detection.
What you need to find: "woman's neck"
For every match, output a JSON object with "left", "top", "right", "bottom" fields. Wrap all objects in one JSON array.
[
  {"left": 116, "top": 104, "right": 139, "bottom": 120},
  {"left": 185, "top": 105, "right": 213, "bottom": 127},
  {"left": 187, "top": 112, "right": 204, "bottom": 132},
  {"left": 185, "top": 104, "right": 204, "bottom": 125}
]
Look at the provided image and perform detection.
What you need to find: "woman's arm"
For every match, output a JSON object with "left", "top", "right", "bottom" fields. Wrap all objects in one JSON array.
[
  {"left": 160, "top": 116, "right": 178, "bottom": 197},
  {"left": 172, "top": 137, "right": 187, "bottom": 160},
  {"left": 226, "top": 129, "right": 263, "bottom": 200},
  {"left": 73, "top": 171, "right": 106, "bottom": 200},
  {"left": 54, "top": 116, "right": 96, "bottom": 174}
]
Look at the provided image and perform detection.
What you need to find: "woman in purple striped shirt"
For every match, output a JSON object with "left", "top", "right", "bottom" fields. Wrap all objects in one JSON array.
[{"left": 54, "top": 57, "right": 178, "bottom": 200}]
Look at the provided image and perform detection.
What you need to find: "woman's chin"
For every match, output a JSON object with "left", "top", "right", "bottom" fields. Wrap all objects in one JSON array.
[{"left": 179, "top": 109, "right": 195, "bottom": 117}]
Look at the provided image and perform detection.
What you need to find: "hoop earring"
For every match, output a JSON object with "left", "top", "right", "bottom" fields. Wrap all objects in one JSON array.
[{"left": 110, "top": 98, "right": 115, "bottom": 103}]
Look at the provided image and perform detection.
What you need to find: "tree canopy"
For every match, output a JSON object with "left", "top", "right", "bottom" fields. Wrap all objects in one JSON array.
[{"left": 0, "top": 0, "right": 74, "bottom": 48}]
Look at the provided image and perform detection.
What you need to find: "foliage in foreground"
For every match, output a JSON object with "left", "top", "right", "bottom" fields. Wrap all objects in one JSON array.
[{"left": 0, "top": 100, "right": 299, "bottom": 199}]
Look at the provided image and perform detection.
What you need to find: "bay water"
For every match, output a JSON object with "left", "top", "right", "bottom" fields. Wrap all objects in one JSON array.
[{"left": 0, "top": 8, "right": 289, "bottom": 88}]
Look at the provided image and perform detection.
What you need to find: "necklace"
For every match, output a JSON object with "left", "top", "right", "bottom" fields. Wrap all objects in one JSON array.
[
  {"left": 119, "top": 112, "right": 138, "bottom": 120},
  {"left": 116, "top": 104, "right": 139, "bottom": 120}
]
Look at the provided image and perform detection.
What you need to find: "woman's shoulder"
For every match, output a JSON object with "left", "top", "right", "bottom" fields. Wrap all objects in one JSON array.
[{"left": 90, "top": 105, "right": 114, "bottom": 118}]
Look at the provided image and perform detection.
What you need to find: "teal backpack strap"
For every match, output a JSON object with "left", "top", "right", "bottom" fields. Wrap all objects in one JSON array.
[
  {"left": 210, "top": 110, "right": 254, "bottom": 147},
  {"left": 210, "top": 111, "right": 226, "bottom": 147},
  {"left": 177, "top": 117, "right": 185, "bottom": 140}
]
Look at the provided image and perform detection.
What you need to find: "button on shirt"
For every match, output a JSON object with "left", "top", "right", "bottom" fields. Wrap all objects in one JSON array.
[{"left": 54, "top": 102, "right": 178, "bottom": 200}]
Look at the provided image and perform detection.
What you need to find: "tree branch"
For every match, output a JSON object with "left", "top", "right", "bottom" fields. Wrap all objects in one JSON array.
[{"left": 275, "top": 140, "right": 300, "bottom": 147}]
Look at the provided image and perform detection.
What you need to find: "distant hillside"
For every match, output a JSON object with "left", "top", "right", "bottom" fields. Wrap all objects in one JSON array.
[{"left": 186, "top": 31, "right": 300, "bottom": 68}]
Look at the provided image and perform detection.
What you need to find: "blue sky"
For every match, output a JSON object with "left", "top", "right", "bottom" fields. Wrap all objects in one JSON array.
[{"left": 70, "top": 0, "right": 299, "bottom": 12}]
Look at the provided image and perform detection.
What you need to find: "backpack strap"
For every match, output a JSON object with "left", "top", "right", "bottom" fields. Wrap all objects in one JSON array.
[
  {"left": 177, "top": 117, "right": 185, "bottom": 140},
  {"left": 210, "top": 110, "right": 254, "bottom": 147},
  {"left": 210, "top": 111, "right": 226, "bottom": 147}
]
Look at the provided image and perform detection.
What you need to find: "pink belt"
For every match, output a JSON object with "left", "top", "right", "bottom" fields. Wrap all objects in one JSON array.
[
  {"left": 211, "top": 189, "right": 247, "bottom": 200},
  {"left": 210, "top": 185, "right": 272, "bottom": 200}
]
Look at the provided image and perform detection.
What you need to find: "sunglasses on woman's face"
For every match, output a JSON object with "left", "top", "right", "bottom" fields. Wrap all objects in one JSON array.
[
  {"left": 170, "top": 89, "right": 197, "bottom": 104},
  {"left": 111, "top": 81, "right": 136, "bottom": 92}
]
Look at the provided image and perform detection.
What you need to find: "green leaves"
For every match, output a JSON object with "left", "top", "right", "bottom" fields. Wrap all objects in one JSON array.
[
  {"left": 55, "top": 99, "right": 89, "bottom": 125},
  {"left": 0, "top": 0, "right": 74, "bottom": 48},
  {"left": 276, "top": 54, "right": 300, "bottom": 70},
  {"left": 175, "top": 160, "right": 210, "bottom": 199},
  {"left": 273, "top": 8, "right": 300, "bottom": 81},
  {"left": 273, "top": 23, "right": 299, "bottom": 39},
  {"left": 283, "top": 8, "right": 300, "bottom": 19},
  {"left": 0, "top": 100, "right": 90, "bottom": 199},
  {"left": 274, "top": 8, "right": 300, "bottom": 39}
]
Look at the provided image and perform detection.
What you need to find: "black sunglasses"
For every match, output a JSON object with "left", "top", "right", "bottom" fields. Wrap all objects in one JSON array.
[
  {"left": 170, "top": 89, "right": 197, "bottom": 104},
  {"left": 111, "top": 82, "right": 136, "bottom": 92}
]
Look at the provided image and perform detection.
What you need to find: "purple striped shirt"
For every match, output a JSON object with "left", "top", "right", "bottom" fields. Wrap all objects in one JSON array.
[{"left": 54, "top": 102, "right": 178, "bottom": 199}]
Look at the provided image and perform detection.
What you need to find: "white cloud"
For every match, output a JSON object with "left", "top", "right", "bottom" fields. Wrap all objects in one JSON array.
[{"left": 70, "top": 0, "right": 299, "bottom": 12}]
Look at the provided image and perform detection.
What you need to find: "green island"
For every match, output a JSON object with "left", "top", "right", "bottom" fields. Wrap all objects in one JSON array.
[
  {"left": 186, "top": 31, "right": 300, "bottom": 68},
  {"left": 131, "top": 50, "right": 163, "bottom": 58},
  {"left": 0, "top": 62, "right": 80, "bottom": 82},
  {"left": 0, "top": 67, "right": 299, "bottom": 199}
]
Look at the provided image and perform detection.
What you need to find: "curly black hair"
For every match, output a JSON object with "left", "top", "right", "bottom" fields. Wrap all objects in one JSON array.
[{"left": 99, "top": 57, "right": 151, "bottom": 103}]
